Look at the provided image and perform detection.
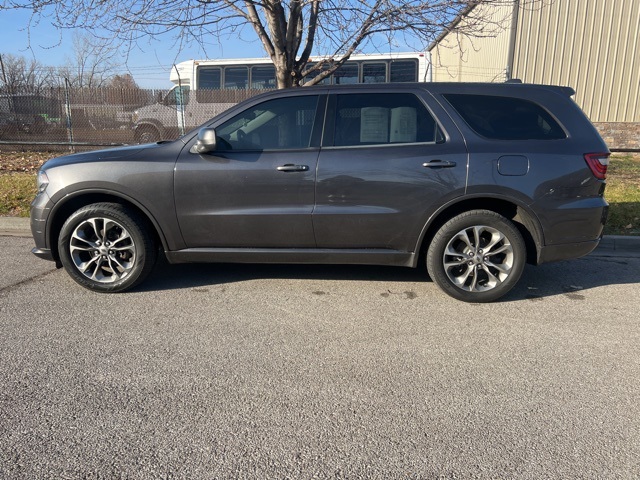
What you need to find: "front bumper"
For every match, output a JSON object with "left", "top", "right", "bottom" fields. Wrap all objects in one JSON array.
[{"left": 30, "top": 190, "right": 55, "bottom": 263}]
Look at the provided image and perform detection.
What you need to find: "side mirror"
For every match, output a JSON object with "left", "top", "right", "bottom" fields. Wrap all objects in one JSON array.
[{"left": 190, "top": 127, "right": 217, "bottom": 154}]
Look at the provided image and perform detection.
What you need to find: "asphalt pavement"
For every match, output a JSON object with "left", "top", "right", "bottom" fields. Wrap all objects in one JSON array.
[{"left": 1, "top": 221, "right": 640, "bottom": 478}]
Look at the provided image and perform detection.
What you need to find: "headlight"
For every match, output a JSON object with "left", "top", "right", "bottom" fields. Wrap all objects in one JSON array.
[
  {"left": 37, "top": 170, "right": 49, "bottom": 194},
  {"left": 132, "top": 111, "right": 139, "bottom": 123}
]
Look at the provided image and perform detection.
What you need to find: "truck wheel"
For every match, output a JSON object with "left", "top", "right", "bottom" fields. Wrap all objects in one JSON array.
[
  {"left": 136, "top": 126, "right": 161, "bottom": 144},
  {"left": 58, "top": 203, "right": 157, "bottom": 293},
  {"left": 426, "top": 210, "right": 526, "bottom": 303}
]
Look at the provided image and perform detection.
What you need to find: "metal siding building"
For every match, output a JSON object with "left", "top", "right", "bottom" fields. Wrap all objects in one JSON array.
[
  {"left": 430, "top": 2, "right": 514, "bottom": 82},
  {"left": 429, "top": 0, "right": 640, "bottom": 147}
]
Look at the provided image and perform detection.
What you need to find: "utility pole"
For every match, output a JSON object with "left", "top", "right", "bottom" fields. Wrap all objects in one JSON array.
[
  {"left": 64, "top": 77, "right": 75, "bottom": 152},
  {"left": 506, "top": 0, "right": 520, "bottom": 81}
]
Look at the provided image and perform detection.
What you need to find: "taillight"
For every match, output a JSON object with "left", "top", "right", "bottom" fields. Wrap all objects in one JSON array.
[{"left": 584, "top": 153, "right": 609, "bottom": 180}]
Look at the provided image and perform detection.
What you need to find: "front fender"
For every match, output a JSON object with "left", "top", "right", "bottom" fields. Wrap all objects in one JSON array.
[{"left": 48, "top": 186, "right": 185, "bottom": 253}]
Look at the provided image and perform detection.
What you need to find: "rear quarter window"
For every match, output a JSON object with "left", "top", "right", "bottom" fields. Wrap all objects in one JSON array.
[{"left": 444, "top": 94, "right": 566, "bottom": 140}]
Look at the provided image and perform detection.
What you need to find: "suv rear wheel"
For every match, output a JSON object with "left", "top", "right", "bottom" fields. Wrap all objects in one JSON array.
[
  {"left": 58, "top": 203, "right": 157, "bottom": 293},
  {"left": 427, "top": 210, "right": 526, "bottom": 302}
]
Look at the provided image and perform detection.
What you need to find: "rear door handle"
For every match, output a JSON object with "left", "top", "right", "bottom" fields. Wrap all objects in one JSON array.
[
  {"left": 277, "top": 164, "right": 309, "bottom": 172},
  {"left": 422, "top": 160, "right": 457, "bottom": 168}
]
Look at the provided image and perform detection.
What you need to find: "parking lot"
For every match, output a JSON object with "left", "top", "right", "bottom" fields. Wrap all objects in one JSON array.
[{"left": 1, "top": 234, "right": 639, "bottom": 478}]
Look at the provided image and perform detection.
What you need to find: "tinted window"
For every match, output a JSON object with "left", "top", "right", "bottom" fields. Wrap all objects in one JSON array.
[
  {"left": 216, "top": 96, "right": 319, "bottom": 150},
  {"left": 390, "top": 61, "right": 418, "bottom": 82},
  {"left": 334, "top": 64, "right": 359, "bottom": 84},
  {"left": 444, "top": 94, "right": 566, "bottom": 140},
  {"left": 198, "top": 67, "right": 221, "bottom": 89},
  {"left": 303, "top": 63, "right": 331, "bottom": 85},
  {"left": 333, "top": 93, "right": 443, "bottom": 146},
  {"left": 224, "top": 67, "right": 249, "bottom": 89},
  {"left": 251, "top": 65, "right": 276, "bottom": 89},
  {"left": 363, "top": 63, "right": 387, "bottom": 83}
]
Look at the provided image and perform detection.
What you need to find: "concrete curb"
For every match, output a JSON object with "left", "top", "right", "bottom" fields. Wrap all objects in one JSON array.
[
  {"left": 591, "top": 235, "right": 640, "bottom": 258},
  {"left": 0, "top": 217, "right": 32, "bottom": 237},
  {"left": 2, "top": 216, "right": 640, "bottom": 257}
]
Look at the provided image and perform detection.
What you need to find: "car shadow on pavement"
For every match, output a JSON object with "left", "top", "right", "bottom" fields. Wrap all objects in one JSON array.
[
  {"left": 505, "top": 255, "right": 639, "bottom": 302},
  {"left": 136, "top": 255, "right": 639, "bottom": 302},
  {"left": 138, "top": 258, "right": 427, "bottom": 292}
]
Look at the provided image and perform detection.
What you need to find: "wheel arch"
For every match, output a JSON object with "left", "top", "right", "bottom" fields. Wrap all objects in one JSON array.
[
  {"left": 415, "top": 196, "right": 544, "bottom": 267},
  {"left": 47, "top": 190, "right": 169, "bottom": 265}
]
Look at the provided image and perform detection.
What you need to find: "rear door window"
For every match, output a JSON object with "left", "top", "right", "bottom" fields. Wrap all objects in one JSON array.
[
  {"left": 332, "top": 92, "right": 444, "bottom": 146},
  {"left": 444, "top": 94, "right": 566, "bottom": 140}
]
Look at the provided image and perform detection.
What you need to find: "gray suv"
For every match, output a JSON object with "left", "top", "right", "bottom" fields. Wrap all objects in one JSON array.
[{"left": 30, "top": 83, "right": 609, "bottom": 302}]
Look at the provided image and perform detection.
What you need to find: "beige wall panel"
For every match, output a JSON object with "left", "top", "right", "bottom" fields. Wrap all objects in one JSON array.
[
  {"left": 513, "top": 0, "right": 640, "bottom": 122},
  {"left": 430, "top": 3, "right": 513, "bottom": 82}
]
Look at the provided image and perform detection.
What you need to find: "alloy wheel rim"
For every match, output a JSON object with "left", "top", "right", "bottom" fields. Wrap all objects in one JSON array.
[
  {"left": 69, "top": 217, "right": 136, "bottom": 283},
  {"left": 442, "top": 225, "right": 514, "bottom": 292}
]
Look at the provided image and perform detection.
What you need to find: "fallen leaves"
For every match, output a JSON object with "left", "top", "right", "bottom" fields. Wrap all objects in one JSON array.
[{"left": 0, "top": 151, "right": 52, "bottom": 174}]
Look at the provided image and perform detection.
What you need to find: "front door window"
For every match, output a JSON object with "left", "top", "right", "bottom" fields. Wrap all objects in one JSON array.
[{"left": 216, "top": 96, "right": 320, "bottom": 151}]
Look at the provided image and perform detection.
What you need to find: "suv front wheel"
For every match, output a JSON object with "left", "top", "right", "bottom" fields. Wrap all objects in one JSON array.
[
  {"left": 427, "top": 210, "right": 526, "bottom": 303},
  {"left": 58, "top": 203, "right": 157, "bottom": 293}
]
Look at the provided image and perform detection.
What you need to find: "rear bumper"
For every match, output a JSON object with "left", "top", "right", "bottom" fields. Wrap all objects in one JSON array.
[{"left": 537, "top": 238, "right": 600, "bottom": 264}]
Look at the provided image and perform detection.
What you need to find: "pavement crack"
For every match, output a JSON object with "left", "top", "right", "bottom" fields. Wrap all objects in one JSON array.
[{"left": 0, "top": 268, "right": 59, "bottom": 296}]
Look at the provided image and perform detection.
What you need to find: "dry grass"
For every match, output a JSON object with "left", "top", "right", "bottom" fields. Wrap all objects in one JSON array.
[
  {"left": 0, "top": 173, "right": 37, "bottom": 216},
  {"left": 605, "top": 153, "right": 640, "bottom": 235},
  {"left": 0, "top": 151, "right": 56, "bottom": 217},
  {"left": 1, "top": 151, "right": 639, "bottom": 234}
]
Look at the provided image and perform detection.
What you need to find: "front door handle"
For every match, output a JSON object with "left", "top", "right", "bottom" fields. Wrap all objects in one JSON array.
[
  {"left": 277, "top": 164, "right": 309, "bottom": 172},
  {"left": 422, "top": 160, "right": 457, "bottom": 169}
]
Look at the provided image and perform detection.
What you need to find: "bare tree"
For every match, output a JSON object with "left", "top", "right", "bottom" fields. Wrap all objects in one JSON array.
[
  {"left": 3, "top": 0, "right": 543, "bottom": 88},
  {"left": 0, "top": 53, "right": 58, "bottom": 92},
  {"left": 59, "top": 33, "right": 121, "bottom": 88}
]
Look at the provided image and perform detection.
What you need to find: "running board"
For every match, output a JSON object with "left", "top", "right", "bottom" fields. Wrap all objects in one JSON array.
[{"left": 165, "top": 248, "right": 416, "bottom": 267}]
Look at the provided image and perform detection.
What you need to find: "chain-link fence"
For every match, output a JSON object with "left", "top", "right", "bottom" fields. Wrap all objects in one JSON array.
[{"left": 0, "top": 85, "right": 259, "bottom": 151}]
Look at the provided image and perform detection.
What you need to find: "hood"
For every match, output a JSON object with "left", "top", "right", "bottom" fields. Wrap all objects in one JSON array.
[{"left": 41, "top": 143, "right": 166, "bottom": 170}]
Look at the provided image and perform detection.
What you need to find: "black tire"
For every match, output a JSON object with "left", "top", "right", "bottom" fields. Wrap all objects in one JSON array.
[
  {"left": 135, "top": 127, "right": 160, "bottom": 144},
  {"left": 426, "top": 210, "right": 526, "bottom": 303},
  {"left": 58, "top": 203, "right": 157, "bottom": 293}
]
